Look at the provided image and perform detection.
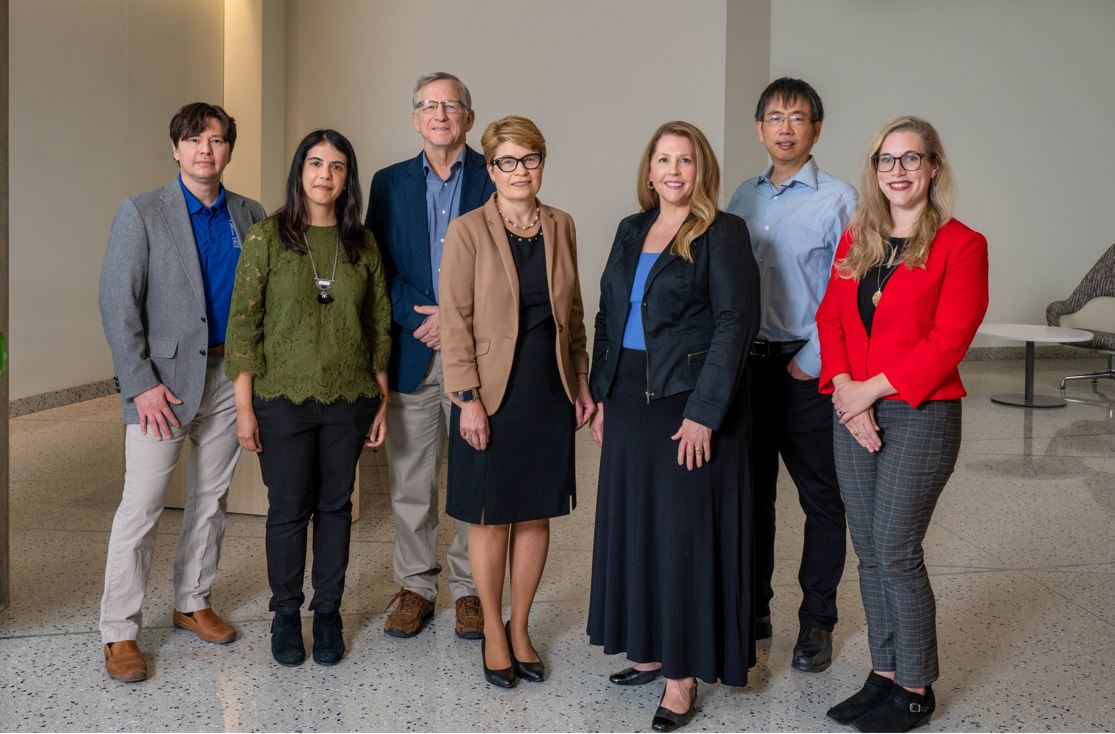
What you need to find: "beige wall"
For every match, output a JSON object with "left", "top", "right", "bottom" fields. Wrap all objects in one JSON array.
[{"left": 770, "top": 0, "right": 1115, "bottom": 346}]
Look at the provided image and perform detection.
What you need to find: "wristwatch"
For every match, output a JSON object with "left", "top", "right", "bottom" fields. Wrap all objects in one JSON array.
[{"left": 459, "top": 389, "right": 478, "bottom": 403}]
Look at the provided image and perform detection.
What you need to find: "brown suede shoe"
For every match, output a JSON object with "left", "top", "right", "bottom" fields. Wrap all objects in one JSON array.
[
  {"left": 173, "top": 608, "right": 237, "bottom": 644},
  {"left": 454, "top": 595, "right": 484, "bottom": 640},
  {"left": 103, "top": 640, "right": 147, "bottom": 682},
  {"left": 384, "top": 588, "right": 434, "bottom": 638}
]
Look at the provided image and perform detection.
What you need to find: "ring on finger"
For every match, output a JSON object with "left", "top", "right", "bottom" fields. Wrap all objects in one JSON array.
[{"left": 853, "top": 430, "right": 860, "bottom": 437}]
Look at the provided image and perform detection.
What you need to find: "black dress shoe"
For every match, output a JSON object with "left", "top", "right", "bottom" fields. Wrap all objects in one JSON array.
[
  {"left": 506, "top": 621, "right": 545, "bottom": 682},
  {"left": 853, "top": 685, "right": 934, "bottom": 732},
  {"left": 652, "top": 680, "right": 698, "bottom": 732},
  {"left": 827, "top": 671, "right": 895, "bottom": 723},
  {"left": 792, "top": 627, "right": 833, "bottom": 672},
  {"left": 609, "top": 666, "right": 663, "bottom": 686},
  {"left": 482, "top": 634, "right": 518, "bottom": 688},
  {"left": 270, "top": 610, "right": 305, "bottom": 666},
  {"left": 755, "top": 615, "right": 773, "bottom": 641},
  {"left": 312, "top": 611, "right": 345, "bottom": 666}
]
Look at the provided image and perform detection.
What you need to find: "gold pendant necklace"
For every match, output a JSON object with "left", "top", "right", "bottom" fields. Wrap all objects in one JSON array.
[{"left": 872, "top": 244, "right": 901, "bottom": 307}]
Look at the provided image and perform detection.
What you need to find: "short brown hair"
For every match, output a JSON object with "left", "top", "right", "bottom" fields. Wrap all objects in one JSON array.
[
  {"left": 480, "top": 115, "right": 546, "bottom": 165},
  {"left": 169, "top": 102, "right": 237, "bottom": 152}
]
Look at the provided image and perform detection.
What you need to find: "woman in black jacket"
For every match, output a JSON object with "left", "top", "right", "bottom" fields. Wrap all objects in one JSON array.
[{"left": 586, "top": 121, "right": 760, "bottom": 732}]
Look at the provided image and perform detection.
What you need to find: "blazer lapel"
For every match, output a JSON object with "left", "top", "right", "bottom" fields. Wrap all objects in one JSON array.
[
  {"left": 460, "top": 145, "right": 491, "bottom": 212},
  {"left": 226, "top": 193, "right": 255, "bottom": 242},
  {"left": 620, "top": 209, "right": 659, "bottom": 297},
  {"left": 158, "top": 180, "right": 206, "bottom": 309},
  {"left": 403, "top": 153, "right": 433, "bottom": 291},
  {"left": 540, "top": 203, "right": 558, "bottom": 306},
  {"left": 483, "top": 197, "right": 520, "bottom": 312}
]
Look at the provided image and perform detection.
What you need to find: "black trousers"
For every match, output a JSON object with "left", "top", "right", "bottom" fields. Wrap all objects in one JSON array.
[
  {"left": 254, "top": 395, "right": 377, "bottom": 614},
  {"left": 749, "top": 352, "right": 846, "bottom": 630}
]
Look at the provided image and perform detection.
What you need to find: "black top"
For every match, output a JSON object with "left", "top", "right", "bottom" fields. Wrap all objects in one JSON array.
[
  {"left": 858, "top": 237, "right": 908, "bottom": 336},
  {"left": 505, "top": 228, "right": 553, "bottom": 332}
]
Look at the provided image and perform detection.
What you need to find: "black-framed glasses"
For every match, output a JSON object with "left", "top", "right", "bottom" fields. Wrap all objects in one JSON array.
[
  {"left": 491, "top": 153, "right": 544, "bottom": 173},
  {"left": 873, "top": 151, "right": 933, "bottom": 172},
  {"left": 762, "top": 113, "right": 811, "bottom": 127},
  {"left": 414, "top": 99, "right": 467, "bottom": 115}
]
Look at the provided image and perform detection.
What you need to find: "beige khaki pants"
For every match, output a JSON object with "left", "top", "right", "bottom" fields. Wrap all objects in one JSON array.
[
  {"left": 99, "top": 360, "right": 239, "bottom": 642},
  {"left": 386, "top": 353, "right": 474, "bottom": 601}
]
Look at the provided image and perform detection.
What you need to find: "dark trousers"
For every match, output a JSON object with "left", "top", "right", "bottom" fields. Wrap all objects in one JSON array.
[
  {"left": 750, "top": 352, "right": 846, "bottom": 630},
  {"left": 254, "top": 395, "right": 377, "bottom": 614},
  {"left": 834, "top": 399, "right": 961, "bottom": 687}
]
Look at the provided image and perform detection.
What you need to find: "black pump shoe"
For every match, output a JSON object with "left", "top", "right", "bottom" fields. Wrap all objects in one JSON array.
[
  {"left": 312, "top": 611, "right": 345, "bottom": 665},
  {"left": 853, "top": 685, "right": 934, "bottom": 733},
  {"left": 652, "top": 680, "right": 698, "bottom": 732},
  {"left": 506, "top": 621, "right": 545, "bottom": 682},
  {"left": 482, "top": 633, "right": 518, "bottom": 688},
  {"left": 270, "top": 610, "right": 305, "bottom": 666},
  {"left": 609, "top": 666, "right": 663, "bottom": 686},
  {"left": 827, "top": 671, "right": 895, "bottom": 724}
]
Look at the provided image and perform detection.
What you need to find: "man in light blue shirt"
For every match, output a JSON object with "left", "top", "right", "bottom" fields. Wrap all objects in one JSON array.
[{"left": 726, "top": 77, "right": 856, "bottom": 674}]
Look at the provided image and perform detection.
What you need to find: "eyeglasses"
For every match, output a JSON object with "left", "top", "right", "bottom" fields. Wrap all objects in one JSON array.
[
  {"left": 414, "top": 99, "right": 467, "bottom": 115},
  {"left": 491, "top": 154, "right": 544, "bottom": 173},
  {"left": 873, "top": 151, "right": 933, "bottom": 172},
  {"left": 762, "top": 113, "right": 811, "bottom": 127}
]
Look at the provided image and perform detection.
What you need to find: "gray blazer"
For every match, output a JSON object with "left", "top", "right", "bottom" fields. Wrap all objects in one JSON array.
[{"left": 99, "top": 179, "right": 267, "bottom": 424}]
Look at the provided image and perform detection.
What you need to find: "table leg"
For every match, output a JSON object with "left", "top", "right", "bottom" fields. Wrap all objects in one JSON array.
[{"left": 991, "top": 340, "right": 1066, "bottom": 408}]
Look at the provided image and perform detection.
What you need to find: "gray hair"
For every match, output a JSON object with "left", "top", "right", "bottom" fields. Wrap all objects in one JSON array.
[{"left": 411, "top": 72, "right": 472, "bottom": 111}]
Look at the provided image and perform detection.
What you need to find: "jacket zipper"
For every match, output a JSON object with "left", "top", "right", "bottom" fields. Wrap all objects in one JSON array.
[{"left": 642, "top": 300, "right": 652, "bottom": 404}]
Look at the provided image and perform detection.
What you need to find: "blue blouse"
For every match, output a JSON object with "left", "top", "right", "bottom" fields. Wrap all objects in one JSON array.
[{"left": 621, "top": 252, "right": 660, "bottom": 350}]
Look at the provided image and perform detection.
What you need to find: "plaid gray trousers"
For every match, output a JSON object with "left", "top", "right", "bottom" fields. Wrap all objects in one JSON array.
[{"left": 833, "top": 399, "right": 961, "bottom": 687}]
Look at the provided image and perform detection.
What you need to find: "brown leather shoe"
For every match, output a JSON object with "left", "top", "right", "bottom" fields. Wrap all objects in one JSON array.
[
  {"left": 454, "top": 595, "right": 484, "bottom": 640},
  {"left": 103, "top": 640, "right": 147, "bottom": 682},
  {"left": 173, "top": 608, "right": 237, "bottom": 644},
  {"left": 384, "top": 588, "right": 434, "bottom": 638}
]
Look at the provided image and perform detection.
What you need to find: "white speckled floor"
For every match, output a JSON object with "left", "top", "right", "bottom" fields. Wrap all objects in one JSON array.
[{"left": 2, "top": 357, "right": 1114, "bottom": 732}]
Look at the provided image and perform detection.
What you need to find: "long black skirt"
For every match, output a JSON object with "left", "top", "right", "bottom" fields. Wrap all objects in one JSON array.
[{"left": 587, "top": 348, "right": 755, "bottom": 686}]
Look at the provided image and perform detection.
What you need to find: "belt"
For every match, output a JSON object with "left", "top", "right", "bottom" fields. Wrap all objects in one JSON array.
[
  {"left": 206, "top": 344, "right": 225, "bottom": 362},
  {"left": 749, "top": 339, "right": 807, "bottom": 358}
]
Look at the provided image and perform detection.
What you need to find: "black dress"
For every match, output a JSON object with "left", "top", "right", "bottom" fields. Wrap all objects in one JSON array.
[{"left": 446, "top": 229, "right": 576, "bottom": 525}]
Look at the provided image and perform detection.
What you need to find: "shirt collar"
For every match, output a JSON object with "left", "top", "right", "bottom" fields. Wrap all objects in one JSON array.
[
  {"left": 179, "top": 175, "right": 227, "bottom": 215},
  {"left": 756, "top": 156, "right": 820, "bottom": 192},
  {"left": 422, "top": 147, "right": 466, "bottom": 178}
]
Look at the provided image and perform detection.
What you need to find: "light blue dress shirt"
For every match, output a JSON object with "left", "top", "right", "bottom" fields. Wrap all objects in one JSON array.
[
  {"left": 424, "top": 147, "right": 466, "bottom": 300},
  {"left": 725, "top": 157, "right": 856, "bottom": 377}
]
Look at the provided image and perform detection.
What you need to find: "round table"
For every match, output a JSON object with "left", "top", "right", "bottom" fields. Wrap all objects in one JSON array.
[{"left": 977, "top": 323, "right": 1093, "bottom": 408}]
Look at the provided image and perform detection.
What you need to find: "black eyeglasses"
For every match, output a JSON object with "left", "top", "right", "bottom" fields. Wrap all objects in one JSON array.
[
  {"left": 491, "top": 154, "right": 544, "bottom": 173},
  {"left": 873, "top": 151, "right": 933, "bottom": 173}
]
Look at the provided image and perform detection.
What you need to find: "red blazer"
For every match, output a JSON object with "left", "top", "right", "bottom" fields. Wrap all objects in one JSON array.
[{"left": 817, "top": 218, "right": 989, "bottom": 408}]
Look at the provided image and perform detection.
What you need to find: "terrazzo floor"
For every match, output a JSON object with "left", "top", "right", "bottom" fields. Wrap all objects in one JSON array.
[{"left": 1, "top": 357, "right": 1114, "bottom": 732}]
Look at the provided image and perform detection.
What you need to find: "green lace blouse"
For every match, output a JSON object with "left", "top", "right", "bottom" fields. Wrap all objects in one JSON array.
[{"left": 224, "top": 218, "right": 391, "bottom": 403}]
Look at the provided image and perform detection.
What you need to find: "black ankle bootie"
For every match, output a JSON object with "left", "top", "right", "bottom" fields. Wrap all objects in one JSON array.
[
  {"left": 853, "top": 685, "right": 935, "bottom": 733},
  {"left": 270, "top": 610, "right": 305, "bottom": 666},
  {"left": 827, "top": 671, "right": 895, "bottom": 723},
  {"left": 312, "top": 611, "right": 345, "bottom": 665}
]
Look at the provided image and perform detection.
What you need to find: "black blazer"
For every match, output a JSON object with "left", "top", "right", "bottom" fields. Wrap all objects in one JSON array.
[{"left": 589, "top": 209, "right": 760, "bottom": 430}]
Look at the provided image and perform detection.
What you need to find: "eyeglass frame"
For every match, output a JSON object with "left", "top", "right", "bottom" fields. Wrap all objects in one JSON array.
[
  {"left": 761, "top": 112, "right": 813, "bottom": 127},
  {"left": 490, "top": 153, "right": 545, "bottom": 173},
  {"left": 414, "top": 99, "right": 468, "bottom": 115},
  {"left": 872, "top": 150, "right": 935, "bottom": 173}
]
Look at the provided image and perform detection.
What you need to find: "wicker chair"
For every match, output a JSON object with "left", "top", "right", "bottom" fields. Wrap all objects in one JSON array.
[{"left": 1046, "top": 243, "right": 1115, "bottom": 389}]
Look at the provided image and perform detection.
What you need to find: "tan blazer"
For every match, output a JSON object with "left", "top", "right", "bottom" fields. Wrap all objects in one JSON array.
[{"left": 440, "top": 194, "right": 590, "bottom": 413}]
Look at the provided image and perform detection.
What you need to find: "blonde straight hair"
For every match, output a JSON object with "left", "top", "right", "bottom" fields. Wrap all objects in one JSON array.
[
  {"left": 838, "top": 116, "right": 955, "bottom": 280},
  {"left": 636, "top": 121, "right": 720, "bottom": 262}
]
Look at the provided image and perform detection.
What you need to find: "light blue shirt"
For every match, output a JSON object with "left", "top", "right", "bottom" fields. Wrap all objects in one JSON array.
[
  {"left": 621, "top": 252, "right": 660, "bottom": 350},
  {"left": 726, "top": 157, "right": 856, "bottom": 377},
  {"left": 424, "top": 148, "right": 465, "bottom": 300}
]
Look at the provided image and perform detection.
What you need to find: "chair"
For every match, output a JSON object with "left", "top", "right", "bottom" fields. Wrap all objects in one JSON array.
[{"left": 1046, "top": 243, "right": 1115, "bottom": 389}]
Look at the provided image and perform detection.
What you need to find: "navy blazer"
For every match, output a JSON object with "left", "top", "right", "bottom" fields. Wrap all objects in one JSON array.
[{"left": 366, "top": 146, "right": 496, "bottom": 393}]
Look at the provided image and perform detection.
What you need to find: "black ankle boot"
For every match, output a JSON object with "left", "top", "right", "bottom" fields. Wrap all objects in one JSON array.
[
  {"left": 312, "top": 611, "right": 345, "bottom": 665},
  {"left": 270, "top": 610, "right": 305, "bottom": 666},
  {"left": 853, "top": 685, "right": 934, "bottom": 733},
  {"left": 827, "top": 671, "right": 895, "bottom": 723}
]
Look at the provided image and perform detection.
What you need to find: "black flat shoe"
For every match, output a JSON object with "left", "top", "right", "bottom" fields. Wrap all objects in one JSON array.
[
  {"left": 609, "top": 666, "right": 663, "bottom": 686},
  {"left": 482, "top": 634, "right": 518, "bottom": 688},
  {"left": 827, "top": 671, "right": 895, "bottom": 724},
  {"left": 853, "top": 685, "right": 934, "bottom": 733},
  {"left": 312, "top": 611, "right": 345, "bottom": 666},
  {"left": 792, "top": 627, "right": 833, "bottom": 672},
  {"left": 506, "top": 621, "right": 545, "bottom": 683},
  {"left": 652, "top": 680, "right": 697, "bottom": 732},
  {"left": 270, "top": 610, "right": 305, "bottom": 666}
]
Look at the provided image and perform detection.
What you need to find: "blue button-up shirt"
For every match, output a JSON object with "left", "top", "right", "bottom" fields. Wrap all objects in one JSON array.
[
  {"left": 726, "top": 157, "right": 857, "bottom": 377},
  {"left": 180, "top": 177, "right": 240, "bottom": 346},
  {"left": 424, "top": 148, "right": 465, "bottom": 299}
]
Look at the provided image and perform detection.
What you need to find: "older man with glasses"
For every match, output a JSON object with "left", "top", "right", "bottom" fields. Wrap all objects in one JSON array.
[{"left": 365, "top": 72, "right": 495, "bottom": 640}]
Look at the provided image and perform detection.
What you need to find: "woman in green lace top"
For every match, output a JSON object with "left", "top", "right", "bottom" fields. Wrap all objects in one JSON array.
[{"left": 225, "top": 129, "right": 390, "bottom": 667}]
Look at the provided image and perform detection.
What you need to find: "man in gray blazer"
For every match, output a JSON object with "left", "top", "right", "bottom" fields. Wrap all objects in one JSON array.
[{"left": 98, "top": 102, "right": 266, "bottom": 682}]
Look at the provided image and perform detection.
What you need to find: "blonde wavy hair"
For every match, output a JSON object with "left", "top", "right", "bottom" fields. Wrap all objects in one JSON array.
[
  {"left": 838, "top": 116, "right": 954, "bottom": 280},
  {"left": 636, "top": 121, "right": 720, "bottom": 262}
]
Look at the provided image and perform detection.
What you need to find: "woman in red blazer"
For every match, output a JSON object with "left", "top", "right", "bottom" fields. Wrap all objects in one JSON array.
[{"left": 816, "top": 116, "right": 988, "bottom": 733}]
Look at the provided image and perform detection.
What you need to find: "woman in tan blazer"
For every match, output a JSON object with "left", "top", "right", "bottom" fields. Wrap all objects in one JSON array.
[{"left": 440, "top": 116, "right": 594, "bottom": 688}]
